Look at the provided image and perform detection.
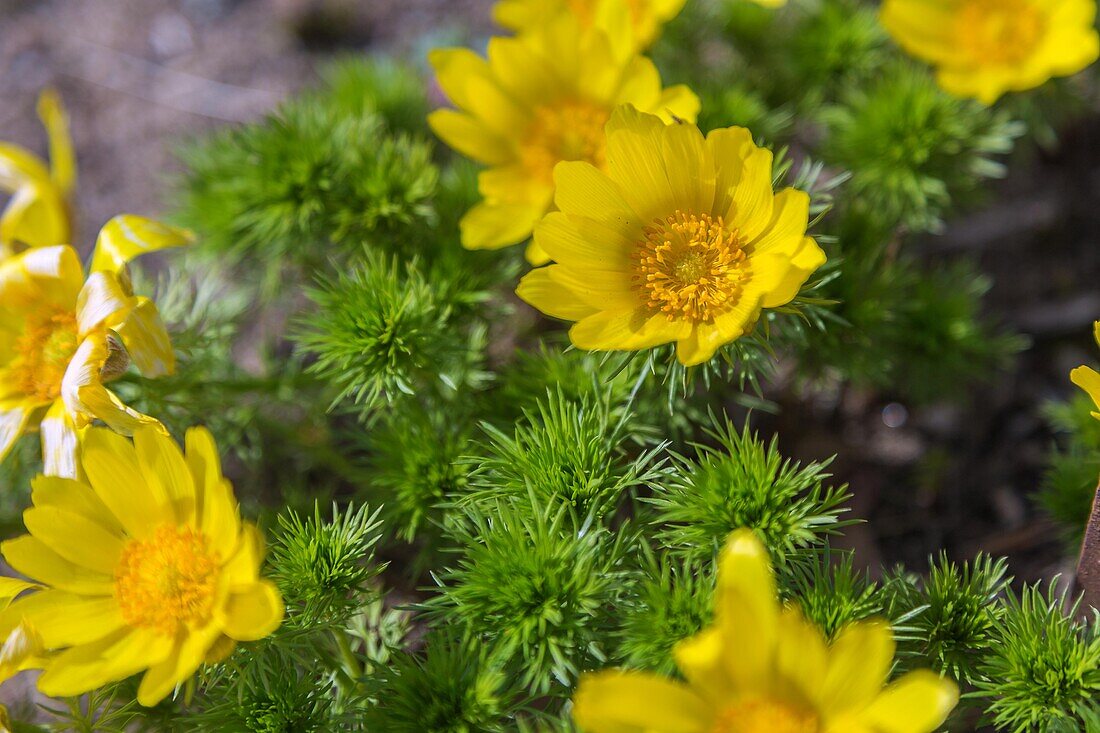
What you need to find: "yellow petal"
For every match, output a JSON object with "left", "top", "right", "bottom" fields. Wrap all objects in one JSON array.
[
  {"left": 460, "top": 201, "right": 544, "bottom": 251},
  {"left": 516, "top": 266, "right": 601, "bottom": 321},
  {"left": 656, "top": 84, "right": 701, "bottom": 123},
  {"left": 133, "top": 425, "right": 196, "bottom": 523},
  {"left": 820, "top": 620, "right": 895, "bottom": 716},
  {"left": 0, "top": 578, "right": 39, "bottom": 611},
  {"left": 22, "top": 506, "right": 125, "bottom": 575},
  {"left": 748, "top": 188, "right": 810, "bottom": 256},
  {"left": 89, "top": 215, "right": 191, "bottom": 275},
  {"left": 570, "top": 307, "right": 690, "bottom": 352},
  {"left": 77, "top": 271, "right": 134, "bottom": 338},
  {"left": 572, "top": 670, "right": 712, "bottom": 733},
  {"left": 39, "top": 399, "right": 83, "bottom": 480},
  {"left": 136, "top": 622, "right": 223, "bottom": 707},
  {"left": 203, "top": 478, "right": 241, "bottom": 562},
  {"left": 1070, "top": 365, "right": 1100, "bottom": 419},
  {"left": 60, "top": 337, "right": 162, "bottom": 435},
  {"left": 0, "top": 183, "right": 69, "bottom": 252},
  {"left": 30, "top": 475, "right": 122, "bottom": 536},
  {"left": 486, "top": 35, "right": 567, "bottom": 107},
  {"left": 533, "top": 212, "right": 635, "bottom": 271},
  {"left": 0, "top": 245, "right": 82, "bottom": 311},
  {"left": 774, "top": 607, "right": 829, "bottom": 710},
  {"left": 604, "top": 106, "right": 676, "bottom": 222},
  {"left": 661, "top": 120, "right": 715, "bottom": 216},
  {"left": 673, "top": 627, "right": 736, "bottom": 706},
  {"left": 1, "top": 535, "right": 113, "bottom": 595},
  {"left": 37, "top": 627, "right": 174, "bottom": 699},
  {"left": 113, "top": 296, "right": 176, "bottom": 377},
  {"left": 37, "top": 89, "right": 76, "bottom": 194},
  {"left": 548, "top": 264, "right": 637, "bottom": 311},
  {"left": 221, "top": 581, "right": 283, "bottom": 641},
  {"left": 82, "top": 427, "right": 171, "bottom": 539},
  {"left": 726, "top": 146, "right": 775, "bottom": 244},
  {"left": 0, "top": 407, "right": 29, "bottom": 468},
  {"left": 856, "top": 670, "right": 959, "bottom": 733},
  {"left": 428, "top": 47, "right": 493, "bottom": 110},
  {"left": 553, "top": 161, "right": 641, "bottom": 228},
  {"left": 879, "top": 0, "right": 963, "bottom": 65},
  {"left": 9, "top": 590, "right": 124, "bottom": 647},
  {"left": 428, "top": 110, "right": 516, "bottom": 167},
  {"left": 715, "top": 529, "right": 778, "bottom": 692}
]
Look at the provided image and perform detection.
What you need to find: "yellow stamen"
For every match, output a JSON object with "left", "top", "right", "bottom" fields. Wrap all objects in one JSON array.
[
  {"left": 632, "top": 211, "right": 751, "bottom": 323},
  {"left": 521, "top": 100, "right": 610, "bottom": 183},
  {"left": 712, "top": 698, "right": 819, "bottom": 733},
  {"left": 115, "top": 525, "right": 219, "bottom": 635},
  {"left": 956, "top": 0, "right": 1045, "bottom": 65},
  {"left": 7, "top": 310, "right": 79, "bottom": 403}
]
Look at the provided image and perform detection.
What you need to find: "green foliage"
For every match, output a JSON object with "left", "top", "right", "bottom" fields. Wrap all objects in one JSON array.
[
  {"left": 648, "top": 417, "right": 851, "bottom": 564},
  {"left": 363, "top": 636, "right": 521, "bottom": 733},
  {"left": 269, "top": 503, "right": 384, "bottom": 627},
  {"left": 320, "top": 57, "right": 431, "bottom": 135},
  {"left": 1039, "top": 395, "right": 1100, "bottom": 544},
  {"left": 364, "top": 404, "right": 473, "bottom": 543},
  {"left": 786, "top": 550, "right": 891, "bottom": 642},
  {"left": 461, "top": 390, "right": 663, "bottom": 517},
  {"left": 429, "top": 500, "right": 629, "bottom": 693},
  {"left": 296, "top": 252, "right": 487, "bottom": 416},
  {"left": 886, "top": 554, "right": 1011, "bottom": 682},
  {"left": 973, "top": 585, "right": 1100, "bottom": 733},
  {"left": 615, "top": 550, "right": 714, "bottom": 676},
  {"left": 176, "top": 76, "right": 437, "bottom": 277},
  {"left": 821, "top": 64, "right": 1022, "bottom": 233}
]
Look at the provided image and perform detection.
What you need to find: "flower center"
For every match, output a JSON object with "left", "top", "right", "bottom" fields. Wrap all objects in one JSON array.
[
  {"left": 521, "top": 100, "right": 610, "bottom": 183},
  {"left": 632, "top": 211, "right": 751, "bottom": 323},
  {"left": 115, "top": 525, "right": 219, "bottom": 635},
  {"left": 956, "top": 0, "right": 1046, "bottom": 65},
  {"left": 5, "top": 309, "right": 79, "bottom": 403},
  {"left": 566, "top": 0, "right": 645, "bottom": 26},
  {"left": 712, "top": 698, "right": 820, "bottom": 733}
]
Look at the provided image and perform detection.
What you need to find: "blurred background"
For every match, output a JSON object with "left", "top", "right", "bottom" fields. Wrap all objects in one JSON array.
[{"left": 2, "top": 0, "right": 1099, "bottom": 597}]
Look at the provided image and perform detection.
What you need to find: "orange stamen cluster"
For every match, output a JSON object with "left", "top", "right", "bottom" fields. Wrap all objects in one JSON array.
[
  {"left": 115, "top": 525, "right": 219, "bottom": 635},
  {"left": 956, "top": 0, "right": 1045, "bottom": 65},
  {"left": 7, "top": 310, "right": 79, "bottom": 403},
  {"left": 711, "top": 698, "right": 820, "bottom": 733},
  {"left": 521, "top": 100, "right": 610, "bottom": 183},
  {"left": 633, "top": 210, "right": 751, "bottom": 323}
]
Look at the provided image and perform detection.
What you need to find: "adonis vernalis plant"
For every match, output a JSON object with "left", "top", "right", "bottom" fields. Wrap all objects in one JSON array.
[
  {"left": 0, "top": 426, "right": 283, "bottom": 705},
  {"left": 428, "top": 13, "right": 698, "bottom": 263},
  {"left": 880, "top": 0, "right": 1100, "bottom": 104},
  {"left": 0, "top": 0, "right": 1098, "bottom": 729},
  {"left": 517, "top": 106, "right": 825, "bottom": 365},
  {"left": 0, "top": 90, "right": 75, "bottom": 258},
  {"left": 0, "top": 217, "right": 188, "bottom": 476}
]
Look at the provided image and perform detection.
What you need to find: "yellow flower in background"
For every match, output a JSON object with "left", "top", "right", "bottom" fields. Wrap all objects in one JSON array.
[
  {"left": 880, "top": 0, "right": 1100, "bottom": 105},
  {"left": 0, "top": 425, "right": 284, "bottom": 706},
  {"left": 573, "top": 529, "right": 958, "bottom": 733},
  {"left": 1070, "top": 321, "right": 1100, "bottom": 420},
  {"left": 428, "top": 15, "right": 699, "bottom": 264},
  {"left": 493, "top": 0, "right": 687, "bottom": 53},
  {"left": 0, "top": 215, "right": 190, "bottom": 477},
  {"left": 0, "top": 90, "right": 76, "bottom": 258},
  {"left": 516, "top": 106, "right": 825, "bottom": 366}
]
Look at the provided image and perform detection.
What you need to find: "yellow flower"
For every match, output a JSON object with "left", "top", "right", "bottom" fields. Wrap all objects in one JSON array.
[
  {"left": 880, "top": 0, "right": 1100, "bottom": 105},
  {"left": 492, "top": 0, "right": 687, "bottom": 52},
  {"left": 428, "top": 15, "right": 699, "bottom": 264},
  {"left": 573, "top": 529, "right": 959, "bottom": 733},
  {"left": 0, "top": 425, "right": 284, "bottom": 706},
  {"left": 516, "top": 106, "right": 825, "bottom": 366},
  {"left": 1070, "top": 321, "right": 1100, "bottom": 420},
  {"left": 0, "top": 90, "right": 76, "bottom": 258},
  {"left": 0, "top": 215, "right": 190, "bottom": 477}
]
